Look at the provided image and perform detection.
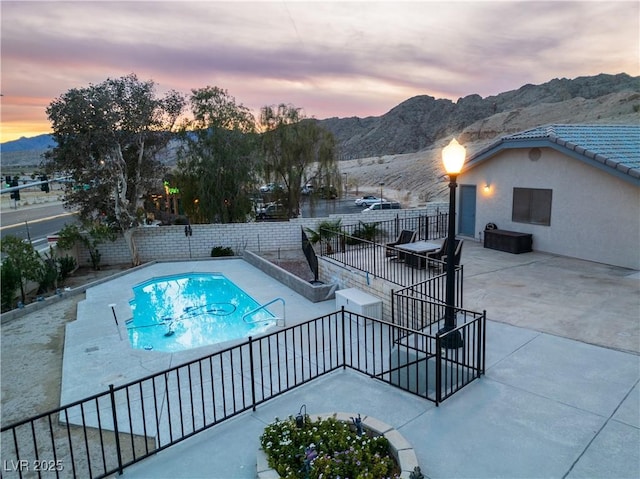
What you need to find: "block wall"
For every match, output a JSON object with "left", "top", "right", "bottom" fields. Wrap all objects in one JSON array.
[{"left": 75, "top": 205, "right": 447, "bottom": 266}]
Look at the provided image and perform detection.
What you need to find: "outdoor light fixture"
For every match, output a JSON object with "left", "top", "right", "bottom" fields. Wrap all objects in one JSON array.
[
  {"left": 295, "top": 404, "right": 307, "bottom": 428},
  {"left": 442, "top": 138, "right": 466, "bottom": 174},
  {"left": 439, "top": 138, "right": 465, "bottom": 349},
  {"left": 484, "top": 184, "right": 491, "bottom": 192}
]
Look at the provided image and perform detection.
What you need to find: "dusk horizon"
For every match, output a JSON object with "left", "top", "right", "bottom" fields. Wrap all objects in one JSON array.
[{"left": 1, "top": 1, "right": 638, "bottom": 143}]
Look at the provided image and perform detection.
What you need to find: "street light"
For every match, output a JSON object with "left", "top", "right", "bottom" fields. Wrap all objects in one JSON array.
[
  {"left": 379, "top": 181, "right": 385, "bottom": 204},
  {"left": 439, "top": 138, "right": 465, "bottom": 349}
]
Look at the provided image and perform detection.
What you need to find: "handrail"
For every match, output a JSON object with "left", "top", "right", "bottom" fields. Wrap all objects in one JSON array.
[{"left": 242, "top": 297, "right": 286, "bottom": 325}]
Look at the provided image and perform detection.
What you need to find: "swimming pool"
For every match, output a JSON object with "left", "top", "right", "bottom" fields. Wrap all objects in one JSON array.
[{"left": 127, "top": 273, "right": 276, "bottom": 352}]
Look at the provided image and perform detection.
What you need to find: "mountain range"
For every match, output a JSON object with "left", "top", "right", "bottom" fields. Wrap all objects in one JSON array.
[
  {"left": 1, "top": 73, "right": 638, "bottom": 172},
  {"left": 318, "top": 72, "right": 639, "bottom": 159}
]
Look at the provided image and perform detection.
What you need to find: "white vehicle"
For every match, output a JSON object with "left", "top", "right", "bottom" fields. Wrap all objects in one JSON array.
[
  {"left": 259, "top": 183, "right": 284, "bottom": 193},
  {"left": 355, "top": 196, "right": 384, "bottom": 207},
  {"left": 362, "top": 201, "right": 401, "bottom": 212}
]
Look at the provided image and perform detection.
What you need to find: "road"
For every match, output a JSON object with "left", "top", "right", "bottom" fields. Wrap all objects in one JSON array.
[{"left": 0, "top": 203, "right": 77, "bottom": 251}]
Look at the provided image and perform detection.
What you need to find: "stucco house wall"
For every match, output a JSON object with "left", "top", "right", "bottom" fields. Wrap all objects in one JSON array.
[{"left": 457, "top": 147, "right": 640, "bottom": 270}]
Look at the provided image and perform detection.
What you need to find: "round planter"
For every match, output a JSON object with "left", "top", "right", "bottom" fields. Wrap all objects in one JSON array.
[{"left": 257, "top": 412, "right": 420, "bottom": 478}]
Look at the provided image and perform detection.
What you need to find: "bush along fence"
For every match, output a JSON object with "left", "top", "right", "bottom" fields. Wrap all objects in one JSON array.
[{"left": 0, "top": 307, "right": 485, "bottom": 479}]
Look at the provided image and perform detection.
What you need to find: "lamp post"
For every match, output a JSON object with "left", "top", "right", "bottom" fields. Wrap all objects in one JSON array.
[
  {"left": 439, "top": 138, "right": 465, "bottom": 349},
  {"left": 379, "top": 181, "right": 385, "bottom": 204}
]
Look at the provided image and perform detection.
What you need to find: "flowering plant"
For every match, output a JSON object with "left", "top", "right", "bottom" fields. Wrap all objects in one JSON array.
[{"left": 260, "top": 414, "right": 399, "bottom": 479}]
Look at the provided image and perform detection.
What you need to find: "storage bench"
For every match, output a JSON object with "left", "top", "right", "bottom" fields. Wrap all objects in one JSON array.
[
  {"left": 484, "top": 229, "right": 533, "bottom": 254},
  {"left": 335, "top": 288, "right": 383, "bottom": 320}
]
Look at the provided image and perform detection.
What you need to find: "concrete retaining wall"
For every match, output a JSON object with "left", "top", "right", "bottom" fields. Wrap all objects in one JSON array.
[{"left": 242, "top": 250, "right": 337, "bottom": 303}]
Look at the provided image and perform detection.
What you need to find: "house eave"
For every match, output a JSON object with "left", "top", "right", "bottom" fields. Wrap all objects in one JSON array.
[{"left": 463, "top": 137, "right": 640, "bottom": 188}]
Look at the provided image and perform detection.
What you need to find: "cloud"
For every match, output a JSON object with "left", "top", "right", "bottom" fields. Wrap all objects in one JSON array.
[{"left": 1, "top": 0, "right": 638, "bottom": 142}]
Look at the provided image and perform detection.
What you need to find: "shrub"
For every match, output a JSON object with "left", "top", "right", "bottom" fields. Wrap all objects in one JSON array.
[
  {"left": 305, "top": 219, "right": 343, "bottom": 254},
  {"left": 57, "top": 255, "right": 77, "bottom": 285},
  {"left": 353, "top": 221, "right": 381, "bottom": 242},
  {"left": 57, "top": 222, "right": 116, "bottom": 271},
  {"left": 211, "top": 246, "right": 234, "bottom": 257},
  {"left": 1, "top": 235, "right": 43, "bottom": 304},
  {"left": 1, "top": 261, "right": 21, "bottom": 311},
  {"left": 260, "top": 415, "right": 399, "bottom": 479},
  {"left": 37, "top": 259, "right": 58, "bottom": 294}
]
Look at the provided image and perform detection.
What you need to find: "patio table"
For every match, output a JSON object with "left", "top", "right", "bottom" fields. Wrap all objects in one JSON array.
[{"left": 395, "top": 240, "right": 441, "bottom": 268}]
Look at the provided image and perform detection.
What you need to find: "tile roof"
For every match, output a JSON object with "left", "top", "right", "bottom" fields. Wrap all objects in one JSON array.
[{"left": 467, "top": 124, "right": 640, "bottom": 184}]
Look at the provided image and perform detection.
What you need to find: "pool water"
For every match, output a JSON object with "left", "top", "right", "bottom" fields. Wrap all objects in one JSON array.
[{"left": 127, "top": 273, "right": 275, "bottom": 352}]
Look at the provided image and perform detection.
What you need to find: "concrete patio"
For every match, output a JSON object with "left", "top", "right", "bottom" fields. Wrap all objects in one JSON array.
[{"left": 116, "top": 240, "right": 639, "bottom": 478}]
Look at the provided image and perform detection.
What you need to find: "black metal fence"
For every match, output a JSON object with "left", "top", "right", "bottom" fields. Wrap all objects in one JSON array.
[
  {"left": 391, "top": 273, "right": 464, "bottom": 330},
  {"left": 1, "top": 309, "right": 485, "bottom": 479},
  {"left": 336, "top": 212, "right": 449, "bottom": 245},
  {"left": 317, "top": 230, "right": 460, "bottom": 288}
]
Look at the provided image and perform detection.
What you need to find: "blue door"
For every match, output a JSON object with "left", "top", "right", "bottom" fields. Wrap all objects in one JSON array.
[{"left": 458, "top": 185, "right": 476, "bottom": 237}]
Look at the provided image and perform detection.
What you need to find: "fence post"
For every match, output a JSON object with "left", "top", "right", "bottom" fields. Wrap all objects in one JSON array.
[
  {"left": 341, "top": 307, "right": 347, "bottom": 369},
  {"left": 390, "top": 289, "right": 395, "bottom": 325},
  {"left": 109, "top": 384, "right": 124, "bottom": 475},
  {"left": 480, "top": 311, "right": 486, "bottom": 375},
  {"left": 435, "top": 338, "right": 442, "bottom": 406},
  {"left": 248, "top": 336, "right": 257, "bottom": 411}
]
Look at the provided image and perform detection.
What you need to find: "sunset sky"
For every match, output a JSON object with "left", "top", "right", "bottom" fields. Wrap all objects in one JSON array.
[{"left": 1, "top": 0, "right": 638, "bottom": 143}]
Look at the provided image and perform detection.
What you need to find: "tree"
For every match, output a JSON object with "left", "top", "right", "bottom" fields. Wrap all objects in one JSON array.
[
  {"left": 260, "top": 104, "right": 340, "bottom": 218},
  {"left": 175, "top": 86, "right": 259, "bottom": 223},
  {"left": 44, "top": 74, "right": 186, "bottom": 265},
  {"left": 0, "top": 236, "right": 43, "bottom": 304}
]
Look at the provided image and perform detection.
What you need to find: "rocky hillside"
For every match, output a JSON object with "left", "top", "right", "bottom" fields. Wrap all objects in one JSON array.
[{"left": 319, "top": 73, "right": 639, "bottom": 159}]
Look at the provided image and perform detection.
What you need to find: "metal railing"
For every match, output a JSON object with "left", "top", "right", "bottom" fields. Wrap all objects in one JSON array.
[
  {"left": 1, "top": 309, "right": 485, "bottom": 479},
  {"left": 391, "top": 272, "right": 464, "bottom": 330},
  {"left": 337, "top": 212, "right": 449, "bottom": 245},
  {"left": 318, "top": 231, "right": 460, "bottom": 288},
  {"left": 242, "top": 297, "right": 286, "bottom": 325}
]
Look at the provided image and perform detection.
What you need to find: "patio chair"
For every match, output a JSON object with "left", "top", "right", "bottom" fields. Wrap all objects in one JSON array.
[
  {"left": 426, "top": 238, "right": 448, "bottom": 262},
  {"left": 428, "top": 238, "right": 463, "bottom": 270},
  {"left": 385, "top": 230, "right": 417, "bottom": 258}
]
